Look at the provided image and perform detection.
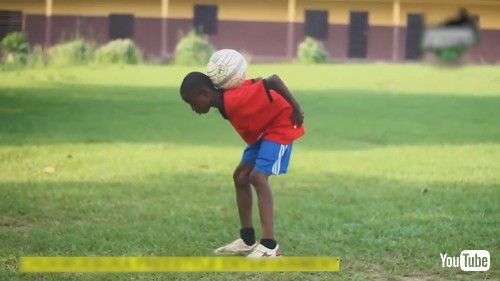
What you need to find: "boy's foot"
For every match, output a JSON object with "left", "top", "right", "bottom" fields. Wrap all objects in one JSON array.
[
  {"left": 246, "top": 244, "right": 281, "bottom": 258},
  {"left": 214, "top": 238, "right": 257, "bottom": 255}
]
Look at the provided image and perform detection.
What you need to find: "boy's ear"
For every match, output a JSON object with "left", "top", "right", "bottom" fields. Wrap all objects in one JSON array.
[{"left": 200, "top": 87, "right": 213, "bottom": 98}]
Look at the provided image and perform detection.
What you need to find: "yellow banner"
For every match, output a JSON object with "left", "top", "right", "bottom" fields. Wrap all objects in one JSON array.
[{"left": 20, "top": 256, "right": 340, "bottom": 272}]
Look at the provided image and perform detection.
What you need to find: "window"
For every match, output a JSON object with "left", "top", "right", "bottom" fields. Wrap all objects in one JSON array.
[
  {"left": 0, "top": 10, "right": 22, "bottom": 40},
  {"left": 193, "top": 5, "right": 218, "bottom": 34},
  {"left": 109, "top": 14, "right": 134, "bottom": 40},
  {"left": 304, "top": 10, "right": 328, "bottom": 40},
  {"left": 348, "top": 11, "right": 369, "bottom": 58},
  {"left": 405, "top": 13, "right": 423, "bottom": 60}
]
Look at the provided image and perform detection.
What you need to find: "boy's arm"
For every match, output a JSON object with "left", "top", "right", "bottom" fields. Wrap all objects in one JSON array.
[{"left": 262, "top": 74, "right": 304, "bottom": 126}]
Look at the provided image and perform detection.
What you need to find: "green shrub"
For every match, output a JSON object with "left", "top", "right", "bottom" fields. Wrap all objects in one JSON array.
[
  {"left": 27, "top": 45, "right": 47, "bottom": 68},
  {"left": 95, "top": 39, "right": 142, "bottom": 64},
  {"left": 297, "top": 37, "right": 329, "bottom": 63},
  {"left": 174, "top": 31, "right": 214, "bottom": 65},
  {"left": 1, "top": 32, "right": 30, "bottom": 65},
  {"left": 48, "top": 39, "right": 94, "bottom": 66}
]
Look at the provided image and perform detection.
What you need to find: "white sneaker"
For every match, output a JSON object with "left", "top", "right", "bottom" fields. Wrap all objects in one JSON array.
[
  {"left": 246, "top": 243, "right": 281, "bottom": 258},
  {"left": 214, "top": 238, "right": 257, "bottom": 255}
]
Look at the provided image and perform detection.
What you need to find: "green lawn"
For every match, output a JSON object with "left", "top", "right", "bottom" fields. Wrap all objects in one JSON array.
[{"left": 0, "top": 64, "right": 499, "bottom": 280}]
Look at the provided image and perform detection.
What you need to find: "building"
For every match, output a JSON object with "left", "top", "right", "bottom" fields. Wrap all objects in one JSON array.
[{"left": 1, "top": 0, "right": 499, "bottom": 63}]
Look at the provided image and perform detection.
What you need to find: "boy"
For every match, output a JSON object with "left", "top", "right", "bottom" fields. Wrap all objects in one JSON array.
[{"left": 180, "top": 72, "right": 304, "bottom": 257}]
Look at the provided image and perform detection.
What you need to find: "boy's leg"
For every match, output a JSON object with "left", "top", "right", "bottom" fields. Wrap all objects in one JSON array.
[
  {"left": 233, "top": 163, "right": 254, "bottom": 229},
  {"left": 247, "top": 140, "right": 292, "bottom": 257},
  {"left": 249, "top": 171, "right": 273, "bottom": 239},
  {"left": 214, "top": 145, "right": 259, "bottom": 254}
]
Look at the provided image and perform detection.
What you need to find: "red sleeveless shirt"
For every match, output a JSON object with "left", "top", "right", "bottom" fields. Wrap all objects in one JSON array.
[{"left": 218, "top": 79, "right": 305, "bottom": 145}]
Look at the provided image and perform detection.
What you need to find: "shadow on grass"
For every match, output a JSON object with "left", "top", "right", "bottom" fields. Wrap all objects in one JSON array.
[{"left": 0, "top": 84, "right": 499, "bottom": 149}]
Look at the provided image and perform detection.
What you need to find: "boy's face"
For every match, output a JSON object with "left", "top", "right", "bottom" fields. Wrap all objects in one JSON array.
[{"left": 182, "top": 89, "right": 212, "bottom": 114}]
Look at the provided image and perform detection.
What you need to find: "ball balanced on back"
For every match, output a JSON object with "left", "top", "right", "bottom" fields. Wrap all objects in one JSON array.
[{"left": 207, "top": 49, "right": 248, "bottom": 89}]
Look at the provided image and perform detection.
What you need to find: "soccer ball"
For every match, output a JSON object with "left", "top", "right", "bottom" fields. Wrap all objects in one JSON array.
[{"left": 207, "top": 49, "right": 248, "bottom": 89}]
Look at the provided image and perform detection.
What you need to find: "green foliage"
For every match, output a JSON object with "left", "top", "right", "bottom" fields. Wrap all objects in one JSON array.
[
  {"left": 26, "top": 45, "right": 47, "bottom": 68},
  {"left": 1, "top": 32, "right": 30, "bottom": 56},
  {"left": 1, "top": 32, "right": 30, "bottom": 66},
  {"left": 95, "top": 39, "right": 142, "bottom": 65},
  {"left": 297, "top": 37, "right": 329, "bottom": 63},
  {"left": 435, "top": 46, "right": 468, "bottom": 60},
  {"left": 48, "top": 39, "right": 95, "bottom": 66},
  {"left": 174, "top": 31, "right": 214, "bottom": 65}
]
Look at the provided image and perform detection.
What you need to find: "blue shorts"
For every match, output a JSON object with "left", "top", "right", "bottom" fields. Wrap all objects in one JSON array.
[{"left": 240, "top": 139, "right": 293, "bottom": 175}]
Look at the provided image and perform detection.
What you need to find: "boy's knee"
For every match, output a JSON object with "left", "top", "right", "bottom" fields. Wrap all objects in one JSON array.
[
  {"left": 233, "top": 165, "right": 251, "bottom": 187},
  {"left": 249, "top": 170, "right": 268, "bottom": 187}
]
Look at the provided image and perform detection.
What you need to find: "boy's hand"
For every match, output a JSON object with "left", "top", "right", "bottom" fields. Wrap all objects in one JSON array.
[{"left": 291, "top": 108, "right": 304, "bottom": 127}]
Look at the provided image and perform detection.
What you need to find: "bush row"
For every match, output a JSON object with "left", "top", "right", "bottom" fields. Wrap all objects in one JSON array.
[
  {"left": 0, "top": 32, "right": 142, "bottom": 68},
  {"left": 1, "top": 31, "right": 330, "bottom": 68},
  {"left": 173, "top": 32, "right": 329, "bottom": 65}
]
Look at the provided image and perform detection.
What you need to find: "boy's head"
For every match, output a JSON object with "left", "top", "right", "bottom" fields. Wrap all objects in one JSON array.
[{"left": 180, "top": 71, "right": 216, "bottom": 114}]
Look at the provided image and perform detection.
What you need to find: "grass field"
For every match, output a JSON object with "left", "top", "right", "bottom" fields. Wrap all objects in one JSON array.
[{"left": 0, "top": 64, "right": 499, "bottom": 280}]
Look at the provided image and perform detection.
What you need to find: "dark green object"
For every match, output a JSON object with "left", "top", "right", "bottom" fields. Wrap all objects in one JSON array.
[{"left": 434, "top": 46, "right": 468, "bottom": 60}]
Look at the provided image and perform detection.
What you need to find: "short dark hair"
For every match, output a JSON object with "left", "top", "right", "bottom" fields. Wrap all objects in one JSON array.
[{"left": 180, "top": 71, "right": 215, "bottom": 98}]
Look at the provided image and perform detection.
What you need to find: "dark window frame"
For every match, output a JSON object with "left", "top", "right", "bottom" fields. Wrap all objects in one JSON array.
[
  {"left": 193, "top": 4, "right": 218, "bottom": 35},
  {"left": 108, "top": 13, "right": 134, "bottom": 40},
  {"left": 405, "top": 13, "right": 424, "bottom": 60},
  {"left": 304, "top": 9, "right": 329, "bottom": 40},
  {"left": 348, "top": 11, "right": 369, "bottom": 58},
  {"left": 0, "top": 10, "right": 23, "bottom": 41}
]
